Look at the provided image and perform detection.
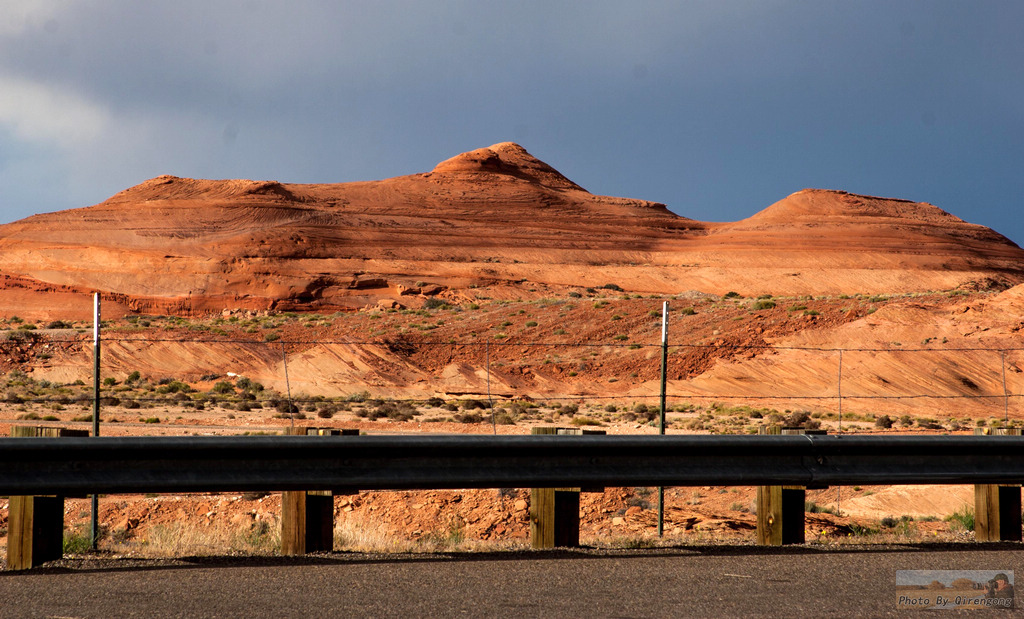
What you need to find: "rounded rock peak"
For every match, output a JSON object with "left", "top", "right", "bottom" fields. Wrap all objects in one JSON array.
[
  {"left": 747, "top": 188, "right": 963, "bottom": 224},
  {"left": 431, "top": 142, "right": 585, "bottom": 191}
]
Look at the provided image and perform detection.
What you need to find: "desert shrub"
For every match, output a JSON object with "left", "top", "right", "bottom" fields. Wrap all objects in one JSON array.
[
  {"left": 604, "top": 404, "right": 618, "bottom": 413},
  {"left": 63, "top": 528, "right": 93, "bottom": 554},
  {"left": 752, "top": 300, "right": 776, "bottom": 310},
  {"left": 783, "top": 410, "right": 820, "bottom": 429},
  {"left": 557, "top": 403, "right": 579, "bottom": 416},
  {"left": 211, "top": 381, "right": 235, "bottom": 394},
  {"left": 274, "top": 400, "right": 299, "bottom": 415},
  {"left": 570, "top": 416, "right": 602, "bottom": 426},
  {"left": 723, "top": 291, "right": 741, "bottom": 299},
  {"left": 805, "top": 502, "right": 839, "bottom": 515},
  {"left": 45, "top": 320, "right": 74, "bottom": 329},
  {"left": 156, "top": 380, "right": 192, "bottom": 394},
  {"left": 454, "top": 412, "right": 483, "bottom": 423},
  {"left": 630, "top": 404, "right": 657, "bottom": 423},
  {"left": 344, "top": 390, "right": 369, "bottom": 403},
  {"left": 425, "top": 397, "right": 444, "bottom": 407},
  {"left": 568, "top": 291, "right": 582, "bottom": 298},
  {"left": 874, "top": 415, "right": 894, "bottom": 429},
  {"left": 5, "top": 329, "right": 36, "bottom": 342},
  {"left": 365, "top": 401, "right": 417, "bottom": 422},
  {"left": 879, "top": 516, "right": 899, "bottom": 528},
  {"left": 460, "top": 399, "right": 486, "bottom": 410},
  {"left": 490, "top": 409, "right": 516, "bottom": 425},
  {"left": 423, "top": 298, "right": 446, "bottom": 310},
  {"left": 601, "top": 283, "right": 623, "bottom": 291},
  {"left": 945, "top": 505, "right": 975, "bottom": 531}
]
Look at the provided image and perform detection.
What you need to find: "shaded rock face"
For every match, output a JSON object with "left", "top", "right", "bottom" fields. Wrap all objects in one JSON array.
[{"left": 1, "top": 143, "right": 1022, "bottom": 319}]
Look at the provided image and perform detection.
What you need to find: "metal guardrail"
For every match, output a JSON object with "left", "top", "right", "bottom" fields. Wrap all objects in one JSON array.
[{"left": 3, "top": 434, "right": 1024, "bottom": 495}]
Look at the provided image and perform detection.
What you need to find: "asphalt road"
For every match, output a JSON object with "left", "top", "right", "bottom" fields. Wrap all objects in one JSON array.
[{"left": 2, "top": 544, "right": 1023, "bottom": 618}]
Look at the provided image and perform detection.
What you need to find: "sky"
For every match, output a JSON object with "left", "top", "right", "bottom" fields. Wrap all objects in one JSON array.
[{"left": 1, "top": 1, "right": 1022, "bottom": 245}]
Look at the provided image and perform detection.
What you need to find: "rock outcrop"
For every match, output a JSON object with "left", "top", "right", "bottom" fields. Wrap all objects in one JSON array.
[{"left": 1, "top": 143, "right": 1021, "bottom": 319}]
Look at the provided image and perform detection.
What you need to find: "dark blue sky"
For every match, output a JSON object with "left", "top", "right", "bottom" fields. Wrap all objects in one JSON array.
[{"left": 2, "top": 1, "right": 1022, "bottom": 246}]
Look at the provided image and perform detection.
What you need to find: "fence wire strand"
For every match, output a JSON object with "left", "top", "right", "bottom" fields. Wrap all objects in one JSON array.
[{"left": 2, "top": 333, "right": 1022, "bottom": 412}]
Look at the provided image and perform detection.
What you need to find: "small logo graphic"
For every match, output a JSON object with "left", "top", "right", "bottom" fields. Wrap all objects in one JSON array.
[{"left": 895, "top": 570, "right": 1014, "bottom": 610}]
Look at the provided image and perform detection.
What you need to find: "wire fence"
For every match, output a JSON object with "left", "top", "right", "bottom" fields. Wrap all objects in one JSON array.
[{"left": 2, "top": 330, "right": 1022, "bottom": 425}]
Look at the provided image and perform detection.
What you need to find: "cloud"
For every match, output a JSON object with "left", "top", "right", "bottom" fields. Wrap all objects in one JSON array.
[
  {"left": 0, "top": 73, "right": 109, "bottom": 147},
  {"left": 0, "top": 0, "right": 75, "bottom": 36}
]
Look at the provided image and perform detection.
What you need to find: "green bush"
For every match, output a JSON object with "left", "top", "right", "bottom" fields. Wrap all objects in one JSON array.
[
  {"left": 752, "top": 300, "right": 776, "bottom": 310},
  {"left": 945, "top": 505, "right": 974, "bottom": 531},
  {"left": 63, "top": 528, "right": 93, "bottom": 554},
  {"left": 211, "top": 381, "right": 235, "bottom": 394}
]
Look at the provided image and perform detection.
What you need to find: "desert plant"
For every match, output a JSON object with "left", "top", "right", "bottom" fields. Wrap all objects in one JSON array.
[
  {"left": 211, "top": 381, "right": 235, "bottom": 394},
  {"left": 63, "top": 527, "right": 93, "bottom": 553},
  {"left": 945, "top": 505, "right": 975, "bottom": 532}
]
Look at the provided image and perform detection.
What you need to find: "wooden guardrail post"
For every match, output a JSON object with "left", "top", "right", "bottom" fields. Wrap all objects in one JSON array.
[
  {"left": 7, "top": 426, "right": 90, "bottom": 571},
  {"left": 281, "top": 427, "right": 358, "bottom": 555},
  {"left": 530, "top": 427, "right": 605, "bottom": 549},
  {"left": 974, "top": 427, "right": 1023, "bottom": 542},
  {"left": 756, "top": 426, "right": 827, "bottom": 546}
]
